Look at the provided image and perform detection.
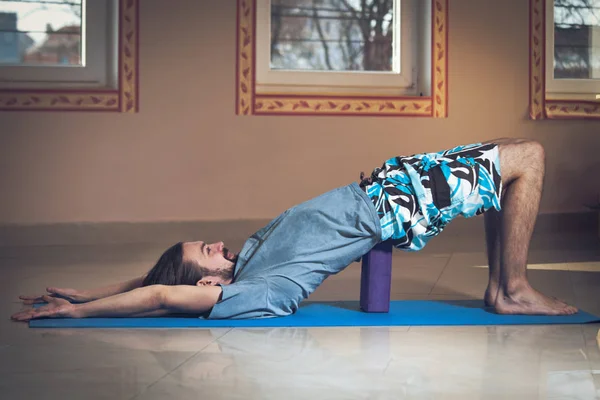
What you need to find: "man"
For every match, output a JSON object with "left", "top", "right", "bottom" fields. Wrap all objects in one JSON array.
[{"left": 11, "top": 138, "right": 579, "bottom": 322}]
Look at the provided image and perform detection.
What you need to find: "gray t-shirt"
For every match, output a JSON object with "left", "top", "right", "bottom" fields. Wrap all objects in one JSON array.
[{"left": 207, "top": 183, "right": 382, "bottom": 319}]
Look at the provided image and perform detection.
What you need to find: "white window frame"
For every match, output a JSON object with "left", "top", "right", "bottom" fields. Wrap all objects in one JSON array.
[
  {"left": 545, "top": 0, "right": 600, "bottom": 99},
  {"left": 0, "top": 0, "right": 118, "bottom": 89},
  {"left": 256, "top": 0, "right": 419, "bottom": 96}
]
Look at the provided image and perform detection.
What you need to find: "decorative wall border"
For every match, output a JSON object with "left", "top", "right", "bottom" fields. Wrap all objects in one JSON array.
[
  {"left": 236, "top": 0, "right": 448, "bottom": 117},
  {"left": 529, "top": 0, "right": 600, "bottom": 120},
  {"left": 0, "top": 0, "right": 139, "bottom": 112}
]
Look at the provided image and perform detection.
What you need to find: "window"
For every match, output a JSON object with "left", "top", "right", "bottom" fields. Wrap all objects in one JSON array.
[
  {"left": 546, "top": 0, "right": 600, "bottom": 97},
  {"left": 529, "top": 0, "right": 600, "bottom": 119},
  {"left": 256, "top": 0, "right": 417, "bottom": 96},
  {"left": 0, "top": 0, "right": 139, "bottom": 112},
  {"left": 236, "top": 0, "right": 448, "bottom": 117},
  {"left": 0, "top": 0, "right": 112, "bottom": 88}
]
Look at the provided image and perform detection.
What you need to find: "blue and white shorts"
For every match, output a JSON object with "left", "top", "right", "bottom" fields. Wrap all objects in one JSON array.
[{"left": 360, "top": 143, "right": 503, "bottom": 252}]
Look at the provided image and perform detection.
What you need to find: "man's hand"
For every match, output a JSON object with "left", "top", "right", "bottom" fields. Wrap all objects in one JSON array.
[
  {"left": 11, "top": 296, "right": 76, "bottom": 322},
  {"left": 19, "top": 287, "right": 90, "bottom": 305}
]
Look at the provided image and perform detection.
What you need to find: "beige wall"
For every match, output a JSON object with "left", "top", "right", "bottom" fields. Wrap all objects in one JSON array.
[{"left": 0, "top": 0, "right": 599, "bottom": 225}]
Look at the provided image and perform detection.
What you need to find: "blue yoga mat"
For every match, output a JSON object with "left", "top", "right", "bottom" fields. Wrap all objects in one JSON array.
[{"left": 29, "top": 300, "right": 600, "bottom": 328}]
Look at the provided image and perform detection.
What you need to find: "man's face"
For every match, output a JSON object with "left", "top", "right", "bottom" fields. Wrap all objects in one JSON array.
[{"left": 182, "top": 241, "right": 238, "bottom": 285}]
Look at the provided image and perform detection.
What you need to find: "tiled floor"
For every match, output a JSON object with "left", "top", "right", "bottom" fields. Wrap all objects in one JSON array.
[{"left": 1, "top": 231, "right": 599, "bottom": 399}]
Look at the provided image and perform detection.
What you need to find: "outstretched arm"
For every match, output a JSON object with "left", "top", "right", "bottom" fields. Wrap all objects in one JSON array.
[
  {"left": 81, "top": 275, "right": 148, "bottom": 301},
  {"left": 11, "top": 284, "right": 223, "bottom": 321},
  {"left": 19, "top": 275, "right": 148, "bottom": 305}
]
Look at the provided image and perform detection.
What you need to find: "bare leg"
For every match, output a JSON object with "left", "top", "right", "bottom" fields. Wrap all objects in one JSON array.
[
  {"left": 490, "top": 139, "right": 577, "bottom": 315},
  {"left": 482, "top": 137, "right": 509, "bottom": 307},
  {"left": 483, "top": 209, "right": 501, "bottom": 307}
]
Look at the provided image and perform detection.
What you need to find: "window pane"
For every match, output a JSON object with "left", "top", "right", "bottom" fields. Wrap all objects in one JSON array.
[
  {"left": 0, "top": 0, "right": 82, "bottom": 66},
  {"left": 270, "top": 0, "right": 395, "bottom": 71},
  {"left": 554, "top": 0, "right": 600, "bottom": 79}
]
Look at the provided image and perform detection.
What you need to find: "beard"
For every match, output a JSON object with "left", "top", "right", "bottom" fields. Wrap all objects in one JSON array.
[{"left": 222, "top": 247, "right": 238, "bottom": 264}]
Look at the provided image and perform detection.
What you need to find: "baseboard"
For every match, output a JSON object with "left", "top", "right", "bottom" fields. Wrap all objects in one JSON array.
[
  {"left": 0, "top": 220, "right": 270, "bottom": 247},
  {"left": 0, "top": 212, "right": 597, "bottom": 248}
]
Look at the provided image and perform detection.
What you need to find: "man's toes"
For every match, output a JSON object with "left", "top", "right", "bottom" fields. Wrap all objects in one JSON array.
[
  {"left": 560, "top": 305, "right": 577, "bottom": 315},
  {"left": 565, "top": 305, "right": 578, "bottom": 315}
]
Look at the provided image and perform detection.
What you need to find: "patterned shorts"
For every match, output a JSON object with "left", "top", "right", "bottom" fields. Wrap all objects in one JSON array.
[{"left": 360, "top": 143, "right": 503, "bottom": 252}]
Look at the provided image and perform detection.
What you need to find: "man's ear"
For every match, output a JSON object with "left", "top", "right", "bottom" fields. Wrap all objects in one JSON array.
[{"left": 196, "top": 278, "right": 214, "bottom": 286}]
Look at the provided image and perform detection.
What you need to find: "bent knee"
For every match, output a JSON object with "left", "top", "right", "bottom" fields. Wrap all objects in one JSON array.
[
  {"left": 521, "top": 140, "right": 545, "bottom": 166},
  {"left": 499, "top": 139, "right": 544, "bottom": 162},
  {"left": 498, "top": 139, "right": 545, "bottom": 183}
]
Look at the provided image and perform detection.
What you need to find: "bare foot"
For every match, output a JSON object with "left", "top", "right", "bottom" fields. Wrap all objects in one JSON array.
[
  {"left": 494, "top": 284, "right": 578, "bottom": 316},
  {"left": 485, "top": 283, "right": 565, "bottom": 307}
]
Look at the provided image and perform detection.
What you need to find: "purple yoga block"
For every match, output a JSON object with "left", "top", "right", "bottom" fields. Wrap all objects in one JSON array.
[{"left": 360, "top": 241, "right": 393, "bottom": 313}]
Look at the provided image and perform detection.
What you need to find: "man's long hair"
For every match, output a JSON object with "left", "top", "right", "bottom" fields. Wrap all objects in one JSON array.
[
  {"left": 142, "top": 242, "right": 234, "bottom": 287},
  {"left": 143, "top": 242, "right": 206, "bottom": 286}
]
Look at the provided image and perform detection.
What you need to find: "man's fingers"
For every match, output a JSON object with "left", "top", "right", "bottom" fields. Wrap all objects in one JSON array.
[
  {"left": 14, "top": 313, "right": 32, "bottom": 321},
  {"left": 11, "top": 310, "right": 34, "bottom": 321},
  {"left": 47, "top": 288, "right": 75, "bottom": 301},
  {"left": 31, "top": 310, "right": 47, "bottom": 319},
  {"left": 41, "top": 295, "right": 54, "bottom": 303},
  {"left": 19, "top": 295, "right": 36, "bottom": 304},
  {"left": 17, "top": 313, "right": 37, "bottom": 321},
  {"left": 19, "top": 295, "right": 41, "bottom": 301},
  {"left": 12, "top": 307, "right": 51, "bottom": 321},
  {"left": 12, "top": 303, "right": 69, "bottom": 321},
  {"left": 19, "top": 294, "right": 57, "bottom": 305},
  {"left": 19, "top": 288, "right": 73, "bottom": 305},
  {"left": 19, "top": 296, "right": 43, "bottom": 305}
]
